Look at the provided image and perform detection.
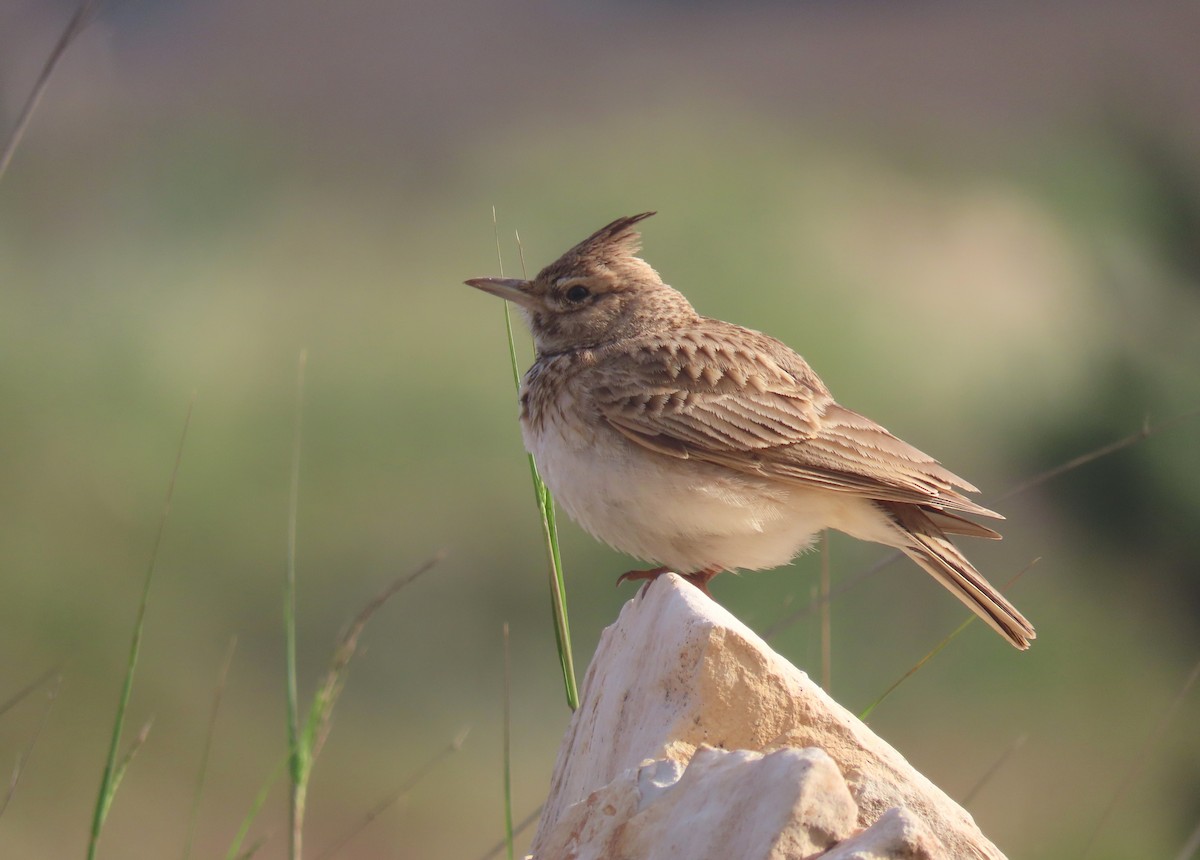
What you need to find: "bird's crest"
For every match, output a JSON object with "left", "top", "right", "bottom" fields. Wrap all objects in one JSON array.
[
  {"left": 573, "top": 212, "right": 655, "bottom": 259},
  {"left": 541, "top": 212, "right": 658, "bottom": 283}
]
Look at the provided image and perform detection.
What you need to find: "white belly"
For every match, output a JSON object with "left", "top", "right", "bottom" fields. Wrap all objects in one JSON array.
[{"left": 523, "top": 417, "right": 894, "bottom": 574}]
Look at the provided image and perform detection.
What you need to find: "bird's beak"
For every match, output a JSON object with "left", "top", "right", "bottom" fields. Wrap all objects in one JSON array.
[{"left": 464, "top": 277, "right": 538, "bottom": 309}]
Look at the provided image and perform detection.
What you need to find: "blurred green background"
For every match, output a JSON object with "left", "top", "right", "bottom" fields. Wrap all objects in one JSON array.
[{"left": 2, "top": 1, "right": 1199, "bottom": 858}]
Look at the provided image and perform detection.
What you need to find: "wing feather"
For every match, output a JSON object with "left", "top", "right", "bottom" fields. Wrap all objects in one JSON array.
[{"left": 593, "top": 322, "right": 999, "bottom": 519}]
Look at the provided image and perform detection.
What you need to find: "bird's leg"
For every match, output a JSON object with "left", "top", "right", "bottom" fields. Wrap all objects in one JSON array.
[
  {"left": 682, "top": 566, "right": 723, "bottom": 597},
  {"left": 615, "top": 566, "right": 671, "bottom": 590},
  {"left": 615, "top": 565, "right": 724, "bottom": 598}
]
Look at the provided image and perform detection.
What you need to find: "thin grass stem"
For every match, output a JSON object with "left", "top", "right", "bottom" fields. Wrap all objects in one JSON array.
[
  {"left": 961, "top": 733, "right": 1028, "bottom": 806},
  {"left": 87, "top": 393, "right": 193, "bottom": 860},
  {"left": 858, "top": 559, "right": 1040, "bottom": 722},
  {"left": 765, "top": 409, "right": 1200, "bottom": 642},
  {"left": 226, "top": 756, "right": 287, "bottom": 860},
  {"left": 0, "top": 0, "right": 99, "bottom": 183},
  {"left": 477, "top": 805, "right": 545, "bottom": 860},
  {"left": 1175, "top": 816, "right": 1200, "bottom": 860},
  {"left": 285, "top": 350, "right": 308, "bottom": 860},
  {"left": 0, "top": 674, "right": 61, "bottom": 820},
  {"left": 491, "top": 210, "right": 578, "bottom": 710},
  {"left": 234, "top": 834, "right": 271, "bottom": 860},
  {"left": 108, "top": 717, "right": 154, "bottom": 798},
  {"left": 0, "top": 666, "right": 61, "bottom": 720},
  {"left": 184, "top": 635, "right": 238, "bottom": 860},
  {"left": 312, "top": 728, "right": 468, "bottom": 860},
  {"left": 1082, "top": 655, "right": 1200, "bottom": 858},
  {"left": 999, "top": 409, "right": 1200, "bottom": 501}
]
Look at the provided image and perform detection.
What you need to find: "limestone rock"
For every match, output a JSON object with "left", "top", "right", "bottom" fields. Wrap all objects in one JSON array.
[
  {"left": 821, "top": 807, "right": 941, "bottom": 859},
  {"left": 536, "top": 746, "right": 858, "bottom": 860},
  {"left": 530, "top": 574, "right": 1007, "bottom": 860}
]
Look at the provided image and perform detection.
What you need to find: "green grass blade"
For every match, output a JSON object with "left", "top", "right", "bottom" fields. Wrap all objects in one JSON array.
[
  {"left": 285, "top": 350, "right": 309, "bottom": 860},
  {"left": 87, "top": 394, "right": 193, "bottom": 860},
  {"left": 859, "top": 559, "right": 1041, "bottom": 722},
  {"left": 492, "top": 212, "right": 578, "bottom": 711},
  {"left": 858, "top": 614, "right": 975, "bottom": 722},
  {"left": 534, "top": 479, "right": 578, "bottom": 709},
  {"left": 225, "top": 756, "right": 287, "bottom": 860},
  {"left": 107, "top": 718, "right": 154, "bottom": 799}
]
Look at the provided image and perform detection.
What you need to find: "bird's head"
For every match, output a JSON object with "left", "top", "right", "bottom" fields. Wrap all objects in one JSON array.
[{"left": 465, "top": 212, "right": 697, "bottom": 356}]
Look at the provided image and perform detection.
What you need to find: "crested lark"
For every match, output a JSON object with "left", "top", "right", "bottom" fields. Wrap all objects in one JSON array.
[{"left": 466, "top": 212, "right": 1035, "bottom": 649}]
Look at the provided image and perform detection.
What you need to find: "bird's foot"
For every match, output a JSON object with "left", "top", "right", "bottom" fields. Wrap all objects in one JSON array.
[
  {"left": 681, "top": 566, "right": 723, "bottom": 597},
  {"left": 616, "top": 566, "right": 671, "bottom": 594},
  {"left": 616, "top": 565, "right": 723, "bottom": 597}
]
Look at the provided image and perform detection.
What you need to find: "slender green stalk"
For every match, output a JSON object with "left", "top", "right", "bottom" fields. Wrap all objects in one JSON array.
[
  {"left": 233, "top": 837, "right": 269, "bottom": 860},
  {"left": 858, "top": 615, "right": 972, "bottom": 723},
  {"left": 492, "top": 211, "right": 578, "bottom": 710},
  {"left": 502, "top": 623, "right": 514, "bottom": 860},
  {"left": 285, "top": 350, "right": 308, "bottom": 860},
  {"left": 278, "top": 558, "right": 441, "bottom": 859},
  {"left": 859, "top": 559, "right": 1040, "bottom": 722},
  {"left": 107, "top": 717, "right": 154, "bottom": 798},
  {"left": 87, "top": 394, "right": 193, "bottom": 860},
  {"left": 225, "top": 756, "right": 287, "bottom": 860}
]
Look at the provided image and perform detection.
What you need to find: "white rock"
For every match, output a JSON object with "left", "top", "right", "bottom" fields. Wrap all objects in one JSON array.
[
  {"left": 531, "top": 574, "right": 1007, "bottom": 860},
  {"left": 535, "top": 746, "right": 858, "bottom": 860},
  {"left": 821, "top": 807, "right": 941, "bottom": 859}
]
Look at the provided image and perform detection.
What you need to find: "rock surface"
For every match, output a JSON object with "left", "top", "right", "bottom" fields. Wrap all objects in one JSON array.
[{"left": 530, "top": 574, "right": 1007, "bottom": 860}]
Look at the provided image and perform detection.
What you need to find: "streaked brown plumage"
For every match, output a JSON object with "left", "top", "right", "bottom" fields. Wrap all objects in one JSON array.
[{"left": 466, "top": 212, "right": 1035, "bottom": 649}]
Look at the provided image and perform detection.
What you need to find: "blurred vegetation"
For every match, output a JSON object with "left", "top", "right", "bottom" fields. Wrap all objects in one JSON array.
[{"left": 2, "top": 3, "right": 1199, "bottom": 859}]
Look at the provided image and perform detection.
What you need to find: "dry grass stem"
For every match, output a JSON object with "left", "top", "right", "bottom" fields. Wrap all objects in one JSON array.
[
  {"left": 0, "top": 0, "right": 101, "bottom": 182},
  {"left": 765, "top": 409, "right": 1200, "bottom": 643},
  {"left": 478, "top": 805, "right": 544, "bottom": 860},
  {"left": 312, "top": 728, "right": 469, "bottom": 860},
  {"left": 1082, "top": 655, "right": 1200, "bottom": 858},
  {"left": 0, "top": 674, "right": 61, "bottom": 820},
  {"left": 859, "top": 559, "right": 1040, "bottom": 721},
  {"left": 961, "top": 733, "right": 1028, "bottom": 805},
  {"left": 0, "top": 667, "right": 61, "bottom": 720},
  {"left": 183, "top": 635, "right": 239, "bottom": 860}
]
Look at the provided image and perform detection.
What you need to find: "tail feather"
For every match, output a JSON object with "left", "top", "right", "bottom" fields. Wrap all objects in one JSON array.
[{"left": 881, "top": 502, "right": 1035, "bottom": 650}]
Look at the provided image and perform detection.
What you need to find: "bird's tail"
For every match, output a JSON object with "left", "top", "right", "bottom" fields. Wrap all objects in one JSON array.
[{"left": 880, "top": 502, "right": 1035, "bottom": 650}]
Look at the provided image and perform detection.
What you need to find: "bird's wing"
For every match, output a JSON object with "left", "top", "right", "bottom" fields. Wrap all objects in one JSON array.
[{"left": 593, "top": 326, "right": 1000, "bottom": 518}]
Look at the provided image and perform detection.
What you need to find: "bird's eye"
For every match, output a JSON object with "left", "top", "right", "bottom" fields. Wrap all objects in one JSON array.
[{"left": 565, "top": 284, "right": 591, "bottom": 303}]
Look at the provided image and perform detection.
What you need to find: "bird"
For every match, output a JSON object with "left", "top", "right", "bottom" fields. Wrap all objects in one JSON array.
[{"left": 466, "top": 212, "right": 1035, "bottom": 649}]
